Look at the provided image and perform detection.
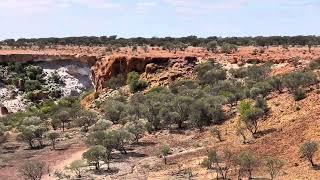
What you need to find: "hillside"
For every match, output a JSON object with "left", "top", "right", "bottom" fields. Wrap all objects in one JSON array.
[{"left": 0, "top": 45, "right": 319, "bottom": 180}]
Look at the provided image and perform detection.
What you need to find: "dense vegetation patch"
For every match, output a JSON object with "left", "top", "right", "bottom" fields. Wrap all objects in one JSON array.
[
  {"left": 2, "top": 35, "right": 320, "bottom": 48},
  {"left": 0, "top": 62, "right": 63, "bottom": 103}
]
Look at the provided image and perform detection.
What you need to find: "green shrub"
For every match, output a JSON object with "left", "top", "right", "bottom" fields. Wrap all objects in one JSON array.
[
  {"left": 127, "top": 71, "right": 140, "bottom": 85},
  {"left": 161, "top": 145, "right": 170, "bottom": 164},
  {"left": 26, "top": 91, "right": 42, "bottom": 102},
  {"left": 309, "top": 59, "right": 320, "bottom": 70},
  {"left": 221, "top": 43, "right": 238, "bottom": 54},
  {"left": 24, "top": 80, "right": 42, "bottom": 92},
  {"left": 264, "top": 157, "right": 284, "bottom": 180},
  {"left": 194, "top": 62, "right": 226, "bottom": 85},
  {"left": 206, "top": 41, "right": 218, "bottom": 52},
  {"left": 135, "top": 80, "right": 148, "bottom": 90},
  {"left": 18, "top": 160, "right": 46, "bottom": 180},
  {"left": 127, "top": 71, "right": 148, "bottom": 92},
  {"left": 293, "top": 88, "right": 306, "bottom": 101},
  {"left": 48, "top": 71, "right": 62, "bottom": 84},
  {"left": 235, "top": 151, "right": 258, "bottom": 179},
  {"left": 8, "top": 62, "right": 25, "bottom": 72},
  {"left": 104, "top": 100, "right": 127, "bottom": 123},
  {"left": 300, "top": 141, "right": 318, "bottom": 167},
  {"left": 25, "top": 65, "right": 44, "bottom": 80},
  {"left": 82, "top": 145, "right": 106, "bottom": 171},
  {"left": 66, "top": 160, "right": 87, "bottom": 178},
  {"left": 238, "top": 100, "right": 265, "bottom": 135},
  {"left": 283, "top": 71, "right": 317, "bottom": 92}
]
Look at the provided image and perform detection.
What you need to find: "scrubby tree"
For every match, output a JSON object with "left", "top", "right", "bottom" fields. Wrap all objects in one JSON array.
[
  {"left": 74, "top": 110, "right": 97, "bottom": 132},
  {"left": 66, "top": 160, "right": 87, "bottom": 178},
  {"left": 201, "top": 149, "right": 233, "bottom": 179},
  {"left": 46, "top": 131, "right": 60, "bottom": 150},
  {"left": 172, "top": 96, "right": 193, "bottom": 128},
  {"left": 143, "top": 92, "right": 167, "bottom": 131},
  {"left": 300, "top": 141, "right": 318, "bottom": 167},
  {"left": 19, "top": 126, "right": 37, "bottom": 149},
  {"left": 163, "top": 42, "right": 176, "bottom": 52},
  {"left": 124, "top": 119, "right": 146, "bottom": 143},
  {"left": 254, "top": 96, "right": 268, "bottom": 113},
  {"left": 307, "top": 41, "right": 313, "bottom": 53},
  {"left": 18, "top": 160, "right": 46, "bottom": 180},
  {"left": 89, "top": 119, "right": 113, "bottom": 132},
  {"left": 210, "top": 127, "right": 223, "bottom": 142},
  {"left": 195, "top": 62, "right": 226, "bottom": 85},
  {"left": 235, "top": 151, "right": 258, "bottom": 179},
  {"left": 86, "top": 131, "right": 117, "bottom": 170},
  {"left": 264, "top": 156, "right": 284, "bottom": 180},
  {"left": 221, "top": 43, "right": 238, "bottom": 54},
  {"left": 112, "top": 128, "right": 132, "bottom": 154},
  {"left": 56, "top": 111, "right": 70, "bottom": 132},
  {"left": 19, "top": 125, "right": 46, "bottom": 149},
  {"left": 83, "top": 145, "right": 106, "bottom": 171},
  {"left": 161, "top": 145, "right": 170, "bottom": 165},
  {"left": 236, "top": 122, "right": 248, "bottom": 144},
  {"left": 268, "top": 76, "right": 284, "bottom": 93},
  {"left": 247, "top": 64, "right": 271, "bottom": 81},
  {"left": 206, "top": 41, "right": 218, "bottom": 53},
  {"left": 21, "top": 116, "right": 42, "bottom": 126},
  {"left": 238, "top": 100, "right": 265, "bottom": 135},
  {"left": 293, "top": 88, "right": 306, "bottom": 101},
  {"left": 190, "top": 97, "right": 225, "bottom": 131},
  {"left": 104, "top": 100, "right": 127, "bottom": 123}
]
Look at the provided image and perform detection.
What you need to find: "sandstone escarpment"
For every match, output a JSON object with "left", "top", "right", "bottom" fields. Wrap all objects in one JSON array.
[
  {"left": 92, "top": 55, "right": 198, "bottom": 91},
  {"left": 0, "top": 50, "right": 199, "bottom": 91},
  {"left": 2, "top": 46, "right": 320, "bottom": 92}
]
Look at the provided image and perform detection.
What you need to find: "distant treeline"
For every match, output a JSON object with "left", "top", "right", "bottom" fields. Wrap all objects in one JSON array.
[{"left": 1, "top": 35, "right": 320, "bottom": 47}]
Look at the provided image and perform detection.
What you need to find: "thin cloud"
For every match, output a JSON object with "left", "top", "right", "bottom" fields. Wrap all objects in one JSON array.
[
  {"left": 163, "top": 0, "right": 250, "bottom": 15},
  {"left": 0, "top": 0, "right": 122, "bottom": 14},
  {"left": 136, "top": 1, "right": 157, "bottom": 14}
]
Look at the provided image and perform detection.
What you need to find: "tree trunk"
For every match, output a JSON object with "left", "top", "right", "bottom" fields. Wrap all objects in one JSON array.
[
  {"left": 95, "top": 162, "right": 100, "bottom": 170},
  {"left": 29, "top": 141, "right": 34, "bottom": 149},
  {"left": 248, "top": 169, "right": 252, "bottom": 179},
  {"left": 122, "top": 146, "right": 127, "bottom": 154},
  {"left": 241, "top": 134, "right": 246, "bottom": 144},
  {"left": 107, "top": 161, "right": 110, "bottom": 170}
]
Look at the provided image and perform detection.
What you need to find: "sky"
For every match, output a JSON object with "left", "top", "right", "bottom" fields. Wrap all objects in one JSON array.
[{"left": 0, "top": 0, "right": 320, "bottom": 40}]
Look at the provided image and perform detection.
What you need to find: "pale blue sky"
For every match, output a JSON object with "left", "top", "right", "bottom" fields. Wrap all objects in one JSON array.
[{"left": 0, "top": 0, "right": 320, "bottom": 40}]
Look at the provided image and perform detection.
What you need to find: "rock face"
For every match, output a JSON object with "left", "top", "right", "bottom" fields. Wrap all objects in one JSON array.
[{"left": 91, "top": 55, "right": 198, "bottom": 91}]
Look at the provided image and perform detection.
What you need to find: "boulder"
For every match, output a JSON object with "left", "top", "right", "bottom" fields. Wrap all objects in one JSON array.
[{"left": 145, "top": 63, "right": 158, "bottom": 74}]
